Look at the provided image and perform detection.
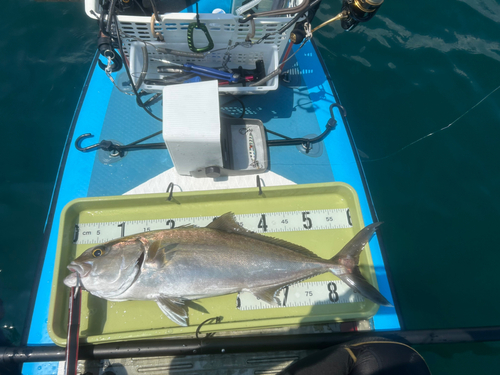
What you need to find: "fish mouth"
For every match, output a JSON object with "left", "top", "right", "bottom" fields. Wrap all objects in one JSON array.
[
  {"left": 64, "top": 262, "right": 92, "bottom": 287},
  {"left": 67, "top": 262, "right": 91, "bottom": 277}
]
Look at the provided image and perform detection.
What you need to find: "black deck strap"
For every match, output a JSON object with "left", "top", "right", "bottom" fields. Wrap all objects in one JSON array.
[{"left": 280, "top": 337, "right": 431, "bottom": 375}]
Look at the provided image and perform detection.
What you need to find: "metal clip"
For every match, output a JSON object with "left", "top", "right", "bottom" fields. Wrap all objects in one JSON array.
[
  {"left": 106, "top": 55, "right": 113, "bottom": 73},
  {"left": 98, "top": 49, "right": 123, "bottom": 73},
  {"left": 104, "top": 56, "right": 116, "bottom": 84},
  {"left": 245, "top": 19, "right": 256, "bottom": 42},
  {"left": 304, "top": 22, "right": 312, "bottom": 40}
]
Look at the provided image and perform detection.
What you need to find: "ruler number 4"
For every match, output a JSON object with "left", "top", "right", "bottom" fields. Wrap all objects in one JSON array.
[{"left": 258, "top": 214, "right": 268, "bottom": 232}]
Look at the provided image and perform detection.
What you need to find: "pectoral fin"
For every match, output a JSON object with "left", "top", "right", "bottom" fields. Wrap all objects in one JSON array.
[
  {"left": 157, "top": 296, "right": 189, "bottom": 326},
  {"left": 146, "top": 242, "right": 179, "bottom": 269}
]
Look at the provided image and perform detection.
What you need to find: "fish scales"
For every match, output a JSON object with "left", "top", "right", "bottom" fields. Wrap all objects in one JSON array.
[{"left": 131, "top": 227, "right": 330, "bottom": 299}]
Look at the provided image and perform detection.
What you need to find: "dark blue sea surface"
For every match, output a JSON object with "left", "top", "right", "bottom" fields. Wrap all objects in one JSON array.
[{"left": 1, "top": 0, "right": 500, "bottom": 372}]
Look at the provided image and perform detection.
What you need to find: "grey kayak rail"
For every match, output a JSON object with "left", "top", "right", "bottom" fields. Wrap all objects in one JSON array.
[{"left": 2, "top": 326, "right": 500, "bottom": 366}]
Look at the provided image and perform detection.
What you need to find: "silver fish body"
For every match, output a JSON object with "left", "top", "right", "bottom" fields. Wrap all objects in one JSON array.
[{"left": 64, "top": 213, "right": 390, "bottom": 326}]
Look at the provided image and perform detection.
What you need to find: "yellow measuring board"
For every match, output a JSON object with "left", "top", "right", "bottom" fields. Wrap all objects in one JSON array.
[{"left": 48, "top": 182, "right": 380, "bottom": 346}]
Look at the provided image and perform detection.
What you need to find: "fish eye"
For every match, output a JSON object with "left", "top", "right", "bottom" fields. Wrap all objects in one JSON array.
[{"left": 92, "top": 247, "right": 104, "bottom": 257}]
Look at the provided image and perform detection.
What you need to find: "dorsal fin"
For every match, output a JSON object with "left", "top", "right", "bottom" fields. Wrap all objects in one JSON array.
[
  {"left": 207, "top": 212, "right": 320, "bottom": 259},
  {"left": 206, "top": 212, "right": 244, "bottom": 232}
]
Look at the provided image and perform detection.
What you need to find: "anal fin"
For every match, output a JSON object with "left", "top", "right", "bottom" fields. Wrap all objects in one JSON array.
[
  {"left": 157, "top": 296, "right": 189, "bottom": 326},
  {"left": 252, "top": 283, "right": 291, "bottom": 307}
]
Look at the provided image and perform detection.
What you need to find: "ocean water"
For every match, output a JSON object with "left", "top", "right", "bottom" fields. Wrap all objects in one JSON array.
[{"left": 1, "top": 0, "right": 500, "bottom": 372}]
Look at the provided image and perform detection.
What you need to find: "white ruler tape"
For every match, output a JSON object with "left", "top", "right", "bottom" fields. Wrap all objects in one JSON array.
[
  {"left": 73, "top": 209, "right": 352, "bottom": 245},
  {"left": 237, "top": 280, "right": 364, "bottom": 310}
]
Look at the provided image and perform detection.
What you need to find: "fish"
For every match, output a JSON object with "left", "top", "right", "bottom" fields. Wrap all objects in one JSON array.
[{"left": 64, "top": 212, "right": 390, "bottom": 326}]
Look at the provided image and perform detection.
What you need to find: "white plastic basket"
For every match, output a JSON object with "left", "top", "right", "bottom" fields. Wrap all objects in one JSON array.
[
  {"left": 85, "top": 1, "right": 296, "bottom": 94},
  {"left": 85, "top": 1, "right": 294, "bottom": 58},
  {"left": 129, "top": 41, "right": 279, "bottom": 95}
]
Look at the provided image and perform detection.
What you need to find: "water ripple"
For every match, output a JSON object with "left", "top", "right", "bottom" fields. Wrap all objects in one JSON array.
[
  {"left": 458, "top": 0, "right": 500, "bottom": 22},
  {"left": 359, "top": 16, "right": 500, "bottom": 61}
]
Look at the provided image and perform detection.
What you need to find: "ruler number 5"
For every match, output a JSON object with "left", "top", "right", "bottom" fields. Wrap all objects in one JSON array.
[{"left": 302, "top": 211, "right": 312, "bottom": 229}]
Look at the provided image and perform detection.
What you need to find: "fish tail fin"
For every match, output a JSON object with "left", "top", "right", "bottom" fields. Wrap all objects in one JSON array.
[{"left": 330, "top": 222, "right": 392, "bottom": 307}]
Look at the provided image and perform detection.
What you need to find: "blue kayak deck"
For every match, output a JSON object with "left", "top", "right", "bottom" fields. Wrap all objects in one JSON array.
[{"left": 24, "top": 39, "right": 400, "bottom": 373}]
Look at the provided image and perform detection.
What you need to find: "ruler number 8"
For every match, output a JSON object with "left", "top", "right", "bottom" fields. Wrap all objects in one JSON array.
[{"left": 328, "top": 282, "right": 339, "bottom": 303}]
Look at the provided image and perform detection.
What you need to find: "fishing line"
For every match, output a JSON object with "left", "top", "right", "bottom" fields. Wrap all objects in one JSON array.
[{"left": 363, "top": 83, "right": 500, "bottom": 163}]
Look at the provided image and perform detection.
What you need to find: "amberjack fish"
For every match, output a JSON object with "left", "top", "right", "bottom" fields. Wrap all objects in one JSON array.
[{"left": 64, "top": 213, "right": 390, "bottom": 326}]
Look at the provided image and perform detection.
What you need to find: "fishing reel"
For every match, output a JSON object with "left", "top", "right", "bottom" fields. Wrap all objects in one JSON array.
[
  {"left": 290, "top": 0, "right": 383, "bottom": 44},
  {"left": 340, "top": 0, "right": 384, "bottom": 31}
]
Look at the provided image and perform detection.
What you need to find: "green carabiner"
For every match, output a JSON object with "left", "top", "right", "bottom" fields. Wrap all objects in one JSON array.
[
  {"left": 187, "top": 3, "right": 214, "bottom": 53},
  {"left": 187, "top": 22, "right": 215, "bottom": 53}
]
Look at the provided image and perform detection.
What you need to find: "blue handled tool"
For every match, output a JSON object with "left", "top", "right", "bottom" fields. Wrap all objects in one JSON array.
[{"left": 154, "top": 58, "right": 240, "bottom": 83}]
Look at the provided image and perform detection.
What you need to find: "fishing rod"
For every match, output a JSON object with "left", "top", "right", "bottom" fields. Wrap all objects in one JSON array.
[{"left": 2, "top": 325, "right": 500, "bottom": 367}]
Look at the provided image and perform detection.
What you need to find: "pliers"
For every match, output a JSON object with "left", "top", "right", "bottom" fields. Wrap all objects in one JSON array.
[{"left": 153, "top": 58, "right": 240, "bottom": 83}]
